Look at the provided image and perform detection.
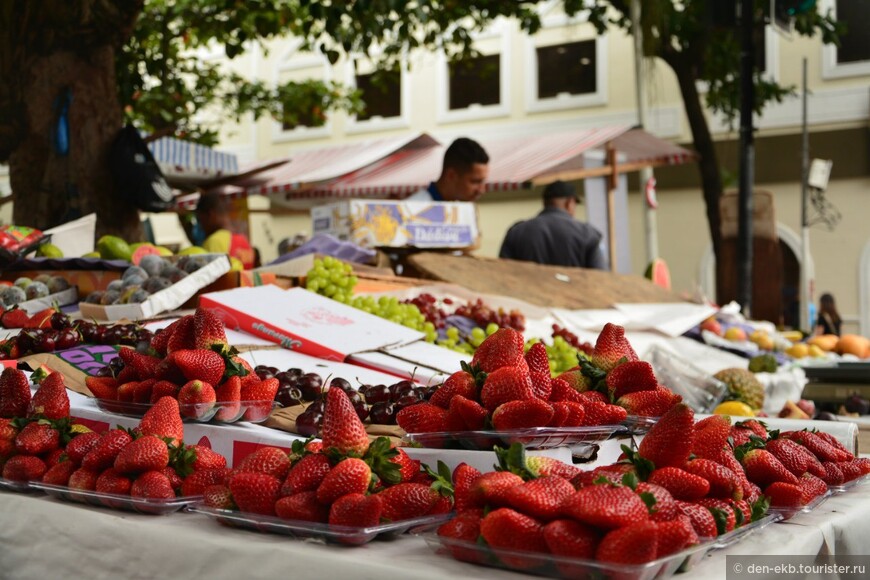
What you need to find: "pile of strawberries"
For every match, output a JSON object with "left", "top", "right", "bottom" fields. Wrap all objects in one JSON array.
[
  {"left": 84, "top": 307, "right": 278, "bottom": 423},
  {"left": 397, "top": 324, "right": 681, "bottom": 438},
  {"left": 201, "top": 387, "right": 452, "bottom": 544}
]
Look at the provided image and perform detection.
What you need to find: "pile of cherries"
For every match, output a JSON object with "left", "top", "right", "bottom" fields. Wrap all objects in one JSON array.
[{"left": 254, "top": 364, "right": 437, "bottom": 434}]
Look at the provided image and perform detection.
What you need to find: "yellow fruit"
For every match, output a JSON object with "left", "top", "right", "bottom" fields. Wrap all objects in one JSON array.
[
  {"left": 749, "top": 330, "right": 767, "bottom": 344},
  {"left": 756, "top": 335, "right": 774, "bottom": 351},
  {"left": 229, "top": 257, "right": 244, "bottom": 272},
  {"left": 155, "top": 246, "right": 173, "bottom": 257},
  {"left": 836, "top": 334, "right": 870, "bottom": 358},
  {"left": 81, "top": 251, "right": 100, "bottom": 258},
  {"left": 807, "top": 334, "right": 838, "bottom": 352},
  {"left": 714, "top": 401, "right": 755, "bottom": 417},
  {"left": 807, "top": 344, "right": 825, "bottom": 358},
  {"left": 724, "top": 327, "right": 747, "bottom": 342},
  {"left": 36, "top": 243, "right": 64, "bottom": 258},
  {"left": 178, "top": 246, "right": 207, "bottom": 256},
  {"left": 786, "top": 343, "right": 809, "bottom": 359}
]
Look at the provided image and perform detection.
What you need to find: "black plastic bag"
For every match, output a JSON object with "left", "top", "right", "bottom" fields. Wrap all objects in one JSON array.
[{"left": 109, "top": 125, "right": 175, "bottom": 212}]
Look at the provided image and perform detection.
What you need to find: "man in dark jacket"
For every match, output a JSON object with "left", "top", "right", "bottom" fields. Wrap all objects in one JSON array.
[{"left": 499, "top": 180, "right": 606, "bottom": 269}]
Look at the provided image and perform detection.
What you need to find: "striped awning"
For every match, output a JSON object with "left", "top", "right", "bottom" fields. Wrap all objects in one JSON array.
[{"left": 147, "top": 136, "right": 239, "bottom": 184}]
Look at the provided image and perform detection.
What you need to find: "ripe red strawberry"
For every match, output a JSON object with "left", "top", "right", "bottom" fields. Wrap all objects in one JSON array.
[
  {"left": 696, "top": 498, "right": 738, "bottom": 533},
  {"left": 838, "top": 460, "right": 863, "bottom": 482},
  {"left": 181, "top": 467, "right": 233, "bottom": 497},
  {"left": 581, "top": 400, "right": 628, "bottom": 426},
  {"left": 155, "top": 358, "right": 186, "bottom": 384},
  {"left": 166, "top": 315, "right": 196, "bottom": 353},
  {"left": 328, "top": 492, "right": 383, "bottom": 530},
  {"left": 213, "top": 375, "right": 242, "bottom": 421},
  {"left": 692, "top": 415, "right": 733, "bottom": 460},
  {"left": 471, "top": 328, "right": 529, "bottom": 374},
  {"left": 27, "top": 372, "right": 69, "bottom": 420},
  {"left": 280, "top": 452, "right": 332, "bottom": 496},
  {"left": 203, "top": 484, "right": 236, "bottom": 509},
  {"left": 68, "top": 467, "right": 99, "bottom": 491},
  {"left": 275, "top": 491, "right": 330, "bottom": 523},
  {"left": 193, "top": 307, "right": 229, "bottom": 352},
  {"left": 116, "top": 381, "right": 139, "bottom": 403},
  {"left": 820, "top": 461, "right": 844, "bottom": 485},
  {"left": 555, "top": 368, "right": 591, "bottom": 392},
  {"left": 548, "top": 377, "right": 585, "bottom": 403},
  {"left": 177, "top": 379, "right": 217, "bottom": 420},
  {"left": 42, "top": 447, "right": 64, "bottom": 468},
  {"left": 480, "top": 367, "right": 535, "bottom": 413},
  {"left": 1, "top": 308, "right": 30, "bottom": 329},
  {"left": 548, "top": 401, "right": 569, "bottom": 427},
  {"left": 446, "top": 395, "right": 487, "bottom": 431},
  {"left": 524, "top": 342, "right": 552, "bottom": 399},
  {"left": 0, "top": 438, "right": 13, "bottom": 461},
  {"left": 525, "top": 455, "right": 583, "bottom": 480},
  {"left": 2, "top": 455, "right": 47, "bottom": 482},
  {"left": 229, "top": 471, "right": 280, "bottom": 515},
  {"left": 316, "top": 457, "right": 372, "bottom": 505},
  {"left": 114, "top": 435, "right": 170, "bottom": 475},
  {"left": 596, "top": 520, "right": 659, "bottom": 564},
  {"left": 617, "top": 388, "right": 681, "bottom": 417},
  {"left": 675, "top": 500, "right": 718, "bottom": 538},
  {"left": 150, "top": 318, "right": 186, "bottom": 356},
  {"left": 469, "top": 471, "right": 524, "bottom": 507},
  {"left": 188, "top": 444, "right": 227, "bottom": 471},
  {"left": 479, "top": 508, "right": 548, "bottom": 570},
  {"left": 655, "top": 516, "right": 699, "bottom": 558},
  {"left": 648, "top": 467, "right": 711, "bottom": 501},
  {"left": 638, "top": 403, "right": 694, "bottom": 469},
  {"left": 504, "top": 475, "right": 574, "bottom": 521},
  {"left": 234, "top": 446, "right": 291, "bottom": 480},
  {"left": 782, "top": 430, "right": 851, "bottom": 462},
  {"left": 797, "top": 472, "right": 827, "bottom": 503},
  {"left": 437, "top": 511, "right": 484, "bottom": 564},
  {"left": 132, "top": 379, "right": 157, "bottom": 404},
  {"left": 430, "top": 370, "right": 478, "bottom": 409},
  {"left": 42, "top": 459, "right": 76, "bottom": 486},
  {"left": 131, "top": 470, "right": 175, "bottom": 499},
  {"left": 0, "top": 367, "right": 32, "bottom": 418},
  {"left": 636, "top": 481, "right": 680, "bottom": 522},
  {"left": 139, "top": 396, "right": 184, "bottom": 447},
  {"left": 562, "top": 484, "right": 650, "bottom": 529},
  {"left": 491, "top": 398, "right": 554, "bottom": 431},
  {"left": 378, "top": 482, "right": 440, "bottom": 521},
  {"left": 452, "top": 463, "right": 482, "bottom": 512},
  {"left": 85, "top": 376, "right": 119, "bottom": 400},
  {"left": 606, "top": 360, "right": 658, "bottom": 399},
  {"left": 82, "top": 429, "right": 134, "bottom": 472},
  {"left": 95, "top": 468, "right": 133, "bottom": 496},
  {"left": 321, "top": 387, "right": 370, "bottom": 457},
  {"left": 149, "top": 380, "right": 180, "bottom": 404},
  {"left": 766, "top": 437, "right": 815, "bottom": 477},
  {"left": 578, "top": 390, "right": 609, "bottom": 404},
  {"left": 684, "top": 458, "right": 743, "bottom": 500},
  {"left": 591, "top": 323, "right": 639, "bottom": 373},
  {"left": 0, "top": 417, "right": 16, "bottom": 441},
  {"left": 764, "top": 481, "right": 805, "bottom": 507},
  {"left": 739, "top": 449, "right": 800, "bottom": 487},
  {"left": 543, "top": 519, "right": 600, "bottom": 564},
  {"left": 14, "top": 421, "right": 60, "bottom": 455},
  {"left": 65, "top": 431, "right": 102, "bottom": 466},
  {"left": 239, "top": 377, "right": 279, "bottom": 422},
  {"left": 390, "top": 447, "right": 420, "bottom": 483},
  {"left": 396, "top": 402, "right": 448, "bottom": 434},
  {"left": 172, "top": 349, "right": 226, "bottom": 386},
  {"left": 162, "top": 466, "right": 184, "bottom": 493},
  {"left": 120, "top": 349, "right": 162, "bottom": 381},
  {"left": 813, "top": 431, "right": 854, "bottom": 458},
  {"left": 574, "top": 463, "right": 636, "bottom": 487}
]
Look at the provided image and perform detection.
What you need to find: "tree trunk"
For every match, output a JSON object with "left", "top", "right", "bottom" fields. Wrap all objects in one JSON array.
[{"left": 9, "top": 46, "right": 142, "bottom": 243}]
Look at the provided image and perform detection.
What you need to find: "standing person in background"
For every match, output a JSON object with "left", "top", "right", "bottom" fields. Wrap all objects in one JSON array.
[
  {"left": 815, "top": 292, "right": 842, "bottom": 336},
  {"left": 406, "top": 137, "right": 490, "bottom": 202},
  {"left": 499, "top": 180, "right": 606, "bottom": 269},
  {"left": 196, "top": 191, "right": 256, "bottom": 269}
]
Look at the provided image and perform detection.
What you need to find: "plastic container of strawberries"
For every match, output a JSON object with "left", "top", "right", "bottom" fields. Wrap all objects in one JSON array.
[
  {"left": 828, "top": 472, "right": 870, "bottom": 495},
  {"left": 413, "top": 523, "right": 714, "bottom": 580},
  {"left": 767, "top": 491, "right": 830, "bottom": 521},
  {"left": 93, "top": 398, "right": 275, "bottom": 424},
  {"left": 0, "top": 476, "right": 41, "bottom": 493},
  {"left": 621, "top": 415, "right": 660, "bottom": 435},
  {"left": 30, "top": 481, "right": 201, "bottom": 515},
  {"left": 187, "top": 504, "right": 452, "bottom": 545},
  {"left": 701, "top": 513, "right": 782, "bottom": 550},
  {"left": 403, "top": 425, "right": 627, "bottom": 451}
]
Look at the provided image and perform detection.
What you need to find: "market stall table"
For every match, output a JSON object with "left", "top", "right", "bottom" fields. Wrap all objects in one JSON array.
[{"left": 3, "top": 482, "right": 870, "bottom": 580}]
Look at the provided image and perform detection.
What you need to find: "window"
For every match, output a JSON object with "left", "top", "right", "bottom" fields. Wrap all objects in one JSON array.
[
  {"left": 355, "top": 70, "right": 401, "bottom": 120},
  {"left": 836, "top": 0, "right": 870, "bottom": 64},
  {"left": 281, "top": 108, "right": 324, "bottom": 132},
  {"left": 536, "top": 40, "right": 597, "bottom": 98},
  {"left": 448, "top": 54, "right": 501, "bottom": 110}
]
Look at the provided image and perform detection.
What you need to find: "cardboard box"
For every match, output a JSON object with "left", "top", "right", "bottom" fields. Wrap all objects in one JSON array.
[
  {"left": 311, "top": 200, "right": 480, "bottom": 249},
  {"left": 79, "top": 255, "right": 231, "bottom": 321}
]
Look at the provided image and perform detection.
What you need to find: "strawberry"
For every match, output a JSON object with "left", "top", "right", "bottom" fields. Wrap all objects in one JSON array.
[
  {"left": 166, "top": 315, "right": 196, "bottom": 353},
  {"left": 316, "top": 457, "right": 372, "bottom": 505},
  {"left": 321, "top": 387, "right": 370, "bottom": 457},
  {"left": 390, "top": 447, "right": 420, "bottom": 483},
  {"left": 452, "top": 463, "right": 482, "bottom": 512},
  {"left": 471, "top": 328, "right": 528, "bottom": 374},
  {"left": 684, "top": 458, "right": 743, "bottom": 500},
  {"left": 648, "top": 467, "right": 711, "bottom": 501},
  {"left": 782, "top": 430, "right": 851, "bottom": 462},
  {"left": 139, "top": 396, "right": 184, "bottom": 447},
  {"left": 0, "top": 308, "right": 30, "bottom": 329},
  {"left": 675, "top": 500, "right": 718, "bottom": 538},
  {"left": 838, "top": 460, "right": 863, "bottom": 482},
  {"left": 480, "top": 367, "right": 535, "bottom": 413},
  {"left": 177, "top": 379, "right": 217, "bottom": 420},
  {"left": 469, "top": 471, "right": 524, "bottom": 507},
  {"left": 655, "top": 516, "right": 699, "bottom": 558},
  {"left": 229, "top": 471, "right": 281, "bottom": 515},
  {"left": 149, "top": 320, "right": 180, "bottom": 356},
  {"left": 730, "top": 426, "right": 754, "bottom": 448},
  {"left": 116, "top": 381, "right": 139, "bottom": 402},
  {"left": 766, "top": 437, "right": 817, "bottom": 477},
  {"left": 2, "top": 455, "right": 47, "bottom": 482},
  {"left": 692, "top": 415, "right": 733, "bottom": 460},
  {"left": 596, "top": 520, "right": 659, "bottom": 564},
  {"left": 797, "top": 472, "right": 827, "bottom": 502},
  {"left": 162, "top": 465, "right": 184, "bottom": 493},
  {"left": 491, "top": 398, "right": 554, "bottom": 431},
  {"left": 562, "top": 484, "right": 650, "bottom": 529},
  {"left": 554, "top": 368, "right": 591, "bottom": 393},
  {"left": 429, "top": 370, "right": 478, "bottom": 409},
  {"left": 239, "top": 377, "right": 278, "bottom": 422},
  {"left": 275, "top": 491, "right": 330, "bottom": 523},
  {"left": 15, "top": 421, "right": 60, "bottom": 455},
  {"left": 26, "top": 308, "right": 55, "bottom": 329},
  {"left": 737, "top": 419, "right": 768, "bottom": 438},
  {"left": 820, "top": 461, "right": 844, "bottom": 485},
  {"left": 42, "top": 459, "right": 76, "bottom": 486},
  {"left": 739, "top": 449, "right": 800, "bottom": 487},
  {"left": 68, "top": 467, "right": 99, "bottom": 491},
  {"left": 131, "top": 470, "right": 175, "bottom": 499},
  {"left": 95, "top": 468, "right": 133, "bottom": 496},
  {"left": 548, "top": 377, "right": 585, "bottom": 403},
  {"left": 637, "top": 481, "right": 680, "bottom": 521},
  {"left": 85, "top": 376, "right": 119, "bottom": 400},
  {"left": 203, "top": 484, "right": 236, "bottom": 509},
  {"left": 378, "top": 482, "right": 441, "bottom": 521},
  {"left": 114, "top": 435, "right": 170, "bottom": 475},
  {"left": 696, "top": 498, "right": 737, "bottom": 533},
  {"left": 155, "top": 358, "right": 186, "bottom": 384},
  {"left": 181, "top": 467, "right": 232, "bottom": 497},
  {"left": 193, "top": 307, "right": 229, "bottom": 352},
  {"left": 396, "top": 402, "right": 448, "bottom": 434},
  {"left": 189, "top": 444, "right": 227, "bottom": 471},
  {"left": 120, "top": 349, "right": 162, "bottom": 380},
  {"left": 65, "top": 431, "right": 102, "bottom": 466},
  {"left": 764, "top": 481, "right": 805, "bottom": 507},
  {"left": 328, "top": 492, "right": 383, "bottom": 530},
  {"left": 132, "top": 379, "right": 157, "bottom": 404},
  {"left": 0, "top": 367, "right": 31, "bottom": 418},
  {"left": 82, "top": 430, "right": 134, "bottom": 472},
  {"left": 280, "top": 452, "right": 332, "bottom": 496},
  {"left": 574, "top": 463, "right": 636, "bottom": 487},
  {"left": 0, "top": 438, "right": 14, "bottom": 460},
  {"left": 543, "top": 519, "right": 599, "bottom": 564},
  {"left": 479, "top": 508, "right": 548, "bottom": 570},
  {"left": 578, "top": 390, "right": 609, "bottom": 404},
  {"left": 548, "top": 402, "right": 569, "bottom": 427},
  {"left": 581, "top": 400, "right": 627, "bottom": 426},
  {"left": 813, "top": 431, "right": 854, "bottom": 458},
  {"left": 606, "top": 360, "right": 658, "bottom": 399},
  {"left": 213, "top": 375, "right": 242, "bottom": 421},
  {"left": 172, "top": 349, "right": 226, "bottom": 386},
  {"left": 437, "top": 512, "right": 484, "bottom": 564},
  {"left": 617, "top": 388, "right": 681, "bottom": 417},
  {"left": 637, "top": 403, "right": 694, "bottom": 469},
  {"left": 504, "top": 475, "right": 574, "bottom": 521},
  {"left": 591, "top": 323, "right": 639, "bottom": 372},
  {"left": 524, "top": 342, "right": 552, "bottom": 399},
  {"left": 234, "top": 446, "right": 291, "bottom": 479},
  {"left": 28, "top": 372, "right": 69, "bottom": 419},
  {"left": 149, "top": 380, "right": 180, "bottom": 404},
  {"left": 446, "top": 395, "right": 487, "bottom": 431},
  {"left": 525, "top": 455, "right": 583, "bottom": 480},
  {"left": 0, "top": 417, "right": 19, "bottom": 441}
]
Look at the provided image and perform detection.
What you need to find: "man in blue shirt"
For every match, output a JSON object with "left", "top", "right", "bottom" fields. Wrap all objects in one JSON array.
[
  {"left": 499, "top": 180, "right": 606, "bottom": 269},
  {"left": 406, "top": 137, "right": 489, "bottom": 202}
]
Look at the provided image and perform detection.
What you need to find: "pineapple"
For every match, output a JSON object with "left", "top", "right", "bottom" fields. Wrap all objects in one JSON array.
[{"left": 713, "top": 368, "right": 765, "bottom": 411}]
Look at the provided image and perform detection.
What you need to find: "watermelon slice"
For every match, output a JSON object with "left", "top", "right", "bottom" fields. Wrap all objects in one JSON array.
[{"left": 645, "top": 258, "right": 672, "bottom": 291}]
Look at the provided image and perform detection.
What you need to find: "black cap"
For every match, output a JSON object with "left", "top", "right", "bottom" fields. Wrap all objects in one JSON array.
[{"left": 543, "top": 180, "right": 579, "bottom": 202}]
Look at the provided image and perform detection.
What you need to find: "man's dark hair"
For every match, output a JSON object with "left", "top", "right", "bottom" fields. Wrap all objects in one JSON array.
[
  {"left": 442, "top": 137, "right": 489, "bottom": 174},
  {"left": 196, "top": 191, "right": 226, "bottom": 215}
]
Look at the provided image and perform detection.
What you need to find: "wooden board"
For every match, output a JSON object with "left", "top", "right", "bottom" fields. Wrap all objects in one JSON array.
[{"left": 406, "top": 253, "right": 686, "bottom": 310}]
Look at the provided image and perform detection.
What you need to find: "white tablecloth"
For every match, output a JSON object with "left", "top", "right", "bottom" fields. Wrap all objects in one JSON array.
[{"left": 3, "top": 483, "right": 870, "bottom": 580}]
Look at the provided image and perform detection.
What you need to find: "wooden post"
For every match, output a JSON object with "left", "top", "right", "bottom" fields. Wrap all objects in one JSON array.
[{"left": 606, "top": 142, "right": 618, "bottom": 272}]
